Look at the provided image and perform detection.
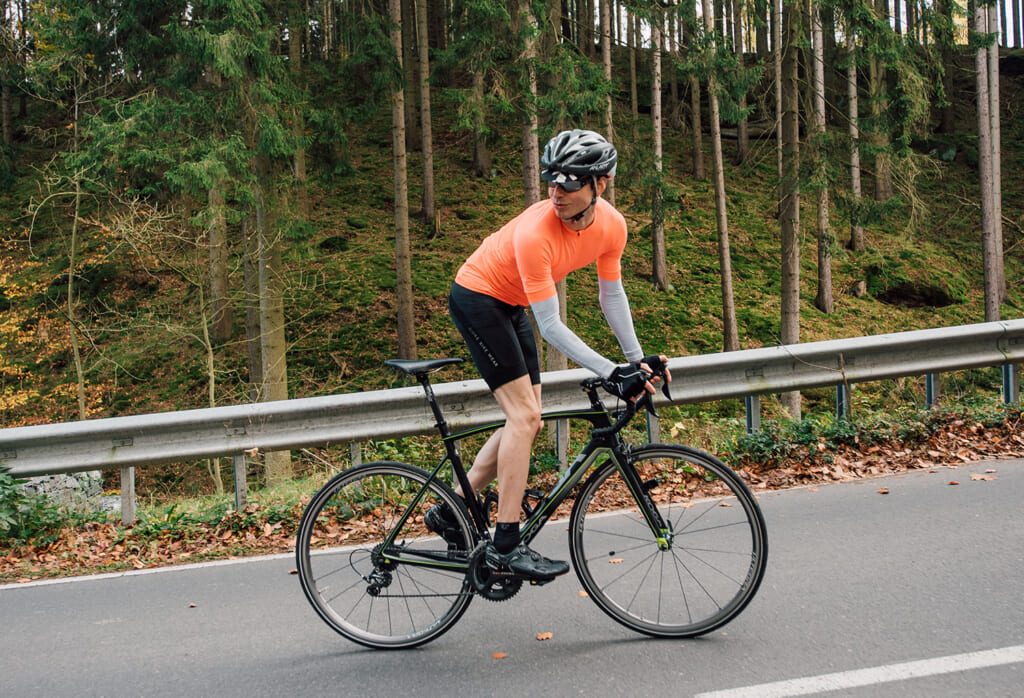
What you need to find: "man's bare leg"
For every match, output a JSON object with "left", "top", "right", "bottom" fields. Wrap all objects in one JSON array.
[{"left": 456, "top": 377, "right": 542, "bottom": 516}]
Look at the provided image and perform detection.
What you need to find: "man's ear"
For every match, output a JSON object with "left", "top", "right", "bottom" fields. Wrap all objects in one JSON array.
[{"left": 594, "top": 175, "right": 609, "bottom": 197}]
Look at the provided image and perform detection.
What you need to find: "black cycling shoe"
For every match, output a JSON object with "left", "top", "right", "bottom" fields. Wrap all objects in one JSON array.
[
  {"left": 484, "top": 543, "right": 570, "bottom": 581},
  {"left": 424, "top": 503, "right": 465, "bottom": 547}
]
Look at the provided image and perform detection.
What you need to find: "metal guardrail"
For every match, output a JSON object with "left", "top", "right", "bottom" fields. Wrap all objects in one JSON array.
[{"left": 1, "top": 319, "right": 1021, "bottom": 482}]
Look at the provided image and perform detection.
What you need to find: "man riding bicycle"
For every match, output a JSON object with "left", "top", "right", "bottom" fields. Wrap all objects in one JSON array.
[{"left": 427, "top": 129, "right": 666, "bottom": 581}]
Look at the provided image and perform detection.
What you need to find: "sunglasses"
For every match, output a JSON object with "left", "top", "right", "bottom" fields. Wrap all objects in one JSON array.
[{"left": 545, "top": 172, "right": 588, "bottom": 192}]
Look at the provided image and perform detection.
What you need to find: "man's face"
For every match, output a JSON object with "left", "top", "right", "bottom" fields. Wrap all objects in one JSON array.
[{"left": 548, "top": 176, "right": 607, "bottom": 221}]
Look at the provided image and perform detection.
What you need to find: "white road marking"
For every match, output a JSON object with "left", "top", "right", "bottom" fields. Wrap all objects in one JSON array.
[{"left": 694, "top": 645, "right": 1024, "bottom": 698}]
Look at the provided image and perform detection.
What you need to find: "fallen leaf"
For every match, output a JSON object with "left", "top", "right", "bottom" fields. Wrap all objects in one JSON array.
[
  {"left": 492, "top": 652, "right": 507, "bottom": 659},
  {"left": 949, "top": 481, "right": 960, "bottom": 486},
  {"left": 608, "top": 558, "right": 624, "bottom": 564},
  {"left": 288, "top": 568, "right": 298, "bottom": 575},
  {"left": 536, "top": 632, "right": 553, "bottom": 641},
  {"left": 970, "top": 473, "right": 997, "bottom": 481},
  {"left": 718, "top": 502, "right": 733, "bottom": 507},
  {"left": 877, "top": 488, "right": 889, "bottom": 495},
  {"left": 578, "top": 590, "right": 589, "bottom": 597},
  {"left": 188, "top": 603, "right": 197, "bottom": 608}
]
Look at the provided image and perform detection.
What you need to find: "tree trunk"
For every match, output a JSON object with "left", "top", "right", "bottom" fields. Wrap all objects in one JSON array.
[
  {"left": 976, "top": 4, "right": 999, "bottom": 321},
  {"left": 780, "top": 0, "right": 802, "bottom": 419},
  {"left": 628, "top": 10, "right": 639, "bottom": 136},
  {"left": 519, "top": 0, "right": 541, "bottom": 207},
  {"left": 289, "top": 11, "right": 309, "bottom": 217},
  {"left": 1, "top": 83, "right": 11, "bottom": 146},
  {"left": 702, "top": 0, "right": 739, "bottom": 351},
  {"left": 242, "top": 214, "right": 263, "bottom": 402},
  {"left": 255, "top": 172, "right": 292, "bottom": 483},
  {"left": 812, "top": 1, "right": 833, "bottom": 314},
  {"left": 870, "top": 0, "right": 893, "bottom": 202},
  {"left": 207, "top": 182, "right": 232, "bottom": 344},
  {"left": 689, "top": 74, "right": 705, "bottom": 178},
  {"left": 391, "top": 0, "right": 417, "bottom": 359},
  {"left": 774, "top": 0, "right": 783, "bottom": 183},
  {"left": 936, "top": 0, "right": 956, "bottom": 134},
  {"left": 601, "top": 0, "right": 615, "bottom": 205},
  {"left": 847, "top": 34, "right": 865, "bottom": 253},
  {"left": 651, "top": 18, "right": 669, "bottom": 291},
  {"left": 988, "top": 6, "right": 1006, "bottom": 301},
  {"left": 732, "top": 0, "right": 749, "bottom": 165},
  {"left": 470, "top": 71, "right": 491, "bottom": 177},
  {"left": 416, "top": 0, "right": 436, "bottom": 224}
]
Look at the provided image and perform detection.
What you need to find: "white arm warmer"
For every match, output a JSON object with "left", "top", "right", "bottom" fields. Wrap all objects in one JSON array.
[
  {"left": 598, "top": 278, "right": 644, "bottom": 363},
  {"left": 531, "top": 295, "right": 617, "bottom": 378}
]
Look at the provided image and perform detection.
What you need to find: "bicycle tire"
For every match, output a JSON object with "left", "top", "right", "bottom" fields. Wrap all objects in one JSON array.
[
  {"left": 568, "top": 444, "right": 767, "bottom": 638},
  {"left": 295, "top": 460, "right": 475, "bottom": 649}
]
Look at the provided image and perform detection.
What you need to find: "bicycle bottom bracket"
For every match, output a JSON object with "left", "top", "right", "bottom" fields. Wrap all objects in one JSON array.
[{"left": 468, "top": 542, "right": 523, "bottom": 601}]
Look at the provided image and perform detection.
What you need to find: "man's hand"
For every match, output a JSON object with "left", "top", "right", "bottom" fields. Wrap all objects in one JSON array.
[
  {"left": 605, "top": 364, "right": 649, "bottom": 401},
  {"left": 640, "top": 354, "right": 672, "bottom": 387}
]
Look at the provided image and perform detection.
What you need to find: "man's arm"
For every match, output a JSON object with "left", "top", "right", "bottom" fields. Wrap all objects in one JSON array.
[
  {"left": 531, "top": 295, "right": 616, "bottom": 378},
  {"left": 598, "top": 277, "right": 643, "bottom": 363}
]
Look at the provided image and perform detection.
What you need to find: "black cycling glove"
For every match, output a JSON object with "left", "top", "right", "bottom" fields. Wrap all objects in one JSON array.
[{"left": 605, "top": 364, "right": 650, "bottom": 401}]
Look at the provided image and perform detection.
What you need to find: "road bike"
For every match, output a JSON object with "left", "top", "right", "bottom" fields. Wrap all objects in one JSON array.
[{"left": 295, "top": 358, "right": 767, "bottom": 649}]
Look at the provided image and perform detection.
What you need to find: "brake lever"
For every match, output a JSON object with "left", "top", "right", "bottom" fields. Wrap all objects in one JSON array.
[{"left": 640, "top": 392, "right": 658, "bottom": 418}]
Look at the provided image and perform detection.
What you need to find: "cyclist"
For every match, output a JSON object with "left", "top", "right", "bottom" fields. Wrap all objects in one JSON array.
[{"left": 428, "top": 129, "right": 665, "bottom": 581}]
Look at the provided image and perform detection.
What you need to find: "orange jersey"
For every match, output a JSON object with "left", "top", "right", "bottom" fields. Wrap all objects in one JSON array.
[{"left": 455, "top": 198, "right": 627, "bottom": 307}]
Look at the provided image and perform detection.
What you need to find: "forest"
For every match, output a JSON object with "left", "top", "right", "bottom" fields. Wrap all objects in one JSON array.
[{"left": 0, "top": 0, "right": 1021, "bottom": 493}]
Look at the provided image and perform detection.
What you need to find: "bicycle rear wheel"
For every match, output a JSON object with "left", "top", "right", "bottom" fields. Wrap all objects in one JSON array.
[
  {"left": 569, "top": 444, "right": 767, "bottom": 638},
  {"left": 295, "top": 460, "right": 475, "bottom": 649}
]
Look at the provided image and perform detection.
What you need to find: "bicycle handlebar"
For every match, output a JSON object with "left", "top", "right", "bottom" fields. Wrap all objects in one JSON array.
[{"left": 587, "top": 360, "right": 673, "bottom": 438}]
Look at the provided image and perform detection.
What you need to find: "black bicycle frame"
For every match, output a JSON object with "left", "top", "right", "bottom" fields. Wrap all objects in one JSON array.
[{"left": 375, "top": 379, "right": 673, "bottom": 572}]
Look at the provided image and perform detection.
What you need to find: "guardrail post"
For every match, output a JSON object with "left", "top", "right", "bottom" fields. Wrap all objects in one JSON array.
[
  {"left": 646, "top": 411, "right": 660, "bottom": 444},
  {"left": 233, "top": 454, "right": 247, "bottom": 508},
  {"left": 925, "top": 373, "right": 941, "bottom": 408},
  {"left": 554, "top": 419, "right": 568, "bottom": 469},
  {"left": 350, "top": 442, "right": 362, "bottom": 467},
  {"left": 1003, "top": 364, "right": 1020, "bottom": 404},
  {"left": 836, "top": 384, "right": 851, "bottom": 421},
  {"left": 120, "top": 466, "right": 136, "bottom": 525},
  {"left": 744, "top": 395, "right": 761, "bottom": 433}
]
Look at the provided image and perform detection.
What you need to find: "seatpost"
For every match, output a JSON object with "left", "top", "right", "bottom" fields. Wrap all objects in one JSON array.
[{"left": 416, "top": 373, "right": 452, "bottom": 438}]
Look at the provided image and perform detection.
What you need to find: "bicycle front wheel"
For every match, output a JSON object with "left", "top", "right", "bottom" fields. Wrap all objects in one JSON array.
[
  {"left": 295, "top": 460, "right": 475, "bottom": 649},
  {"left": 569, "top": 444, "right": 767, "bottom": 638}
]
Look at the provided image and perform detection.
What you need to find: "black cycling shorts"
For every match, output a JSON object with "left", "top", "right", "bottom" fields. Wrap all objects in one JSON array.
[{"left": 449, "top": 282, "right": 541, "bottom": 391}]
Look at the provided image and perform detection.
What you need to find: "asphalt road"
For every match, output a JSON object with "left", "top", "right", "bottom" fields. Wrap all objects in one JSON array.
[{"left": 2, "top": 458, "right": 1022, "bottom": 697}]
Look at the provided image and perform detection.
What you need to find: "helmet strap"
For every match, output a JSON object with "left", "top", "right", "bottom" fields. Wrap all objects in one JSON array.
[{"left": 568, "top": 177, "right": 598, "bottom": 223}]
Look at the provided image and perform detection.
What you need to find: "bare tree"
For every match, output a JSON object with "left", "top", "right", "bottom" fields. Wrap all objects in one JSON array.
[
  {"left": 988, "top": 5, "right": 1005, "bottom": 301},
  {"left": 780, "top": 0, "right": 802, "bottom": 418},
  {"left": 975, "top": 2, "right": 999, "bottom": 321},
  {"left": 812, "top": 1, "right": 833, "bottom": 314},
  {"left": 416, "top": 0, "right": 436, "bottom": 224},
  {"left": 651, "top": 14, "right": 669, "bottom": 291},
  {"left": 601, "top": 0, "right": 615, "bottom": 205},
  {"left": 847, "top": 32, "right": 865, "bottom": 253},
  {"left": 391, "top": 0, "right": 417, "bottom": 358},
  {"left": 702, "top": 0, "right": 739, "bottom": 350}
]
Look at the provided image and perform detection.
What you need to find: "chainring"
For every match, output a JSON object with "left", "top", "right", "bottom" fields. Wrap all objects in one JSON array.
[{"left": 468, "top": 542, "right": 523, "bottom": 602}]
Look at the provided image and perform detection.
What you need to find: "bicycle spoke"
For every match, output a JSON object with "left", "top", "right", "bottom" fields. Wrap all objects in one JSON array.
[
  {"left": 295, "top": 462, "right": 475, "bottom": 649},
  {"left": 569, "top": 446, "right": 767, "bottom": 638}
]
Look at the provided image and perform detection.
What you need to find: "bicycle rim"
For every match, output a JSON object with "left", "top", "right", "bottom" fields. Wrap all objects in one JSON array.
[
  {"left": 569, "top": 444, "right": 767, "bottom": 638},
  {"left": 295, "top": 461, "right": 475, "bottom": 649}
]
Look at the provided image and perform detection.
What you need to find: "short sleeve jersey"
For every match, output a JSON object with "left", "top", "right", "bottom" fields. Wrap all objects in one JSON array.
[{"left": 455, "top": 198, "right": 627, "bottom": 307}]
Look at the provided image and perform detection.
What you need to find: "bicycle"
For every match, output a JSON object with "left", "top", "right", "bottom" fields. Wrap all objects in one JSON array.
[{"left": 295, "top": 357, "right": 768, "bottom": 649}]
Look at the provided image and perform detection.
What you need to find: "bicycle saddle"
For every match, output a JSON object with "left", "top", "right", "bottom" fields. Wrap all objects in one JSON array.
[{"left": 385, "top": 357, "right": 464, "bottom": 376}]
